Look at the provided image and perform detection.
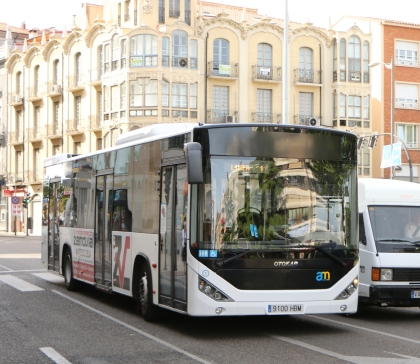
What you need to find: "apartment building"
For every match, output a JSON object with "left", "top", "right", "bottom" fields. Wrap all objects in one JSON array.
[
  {"left": 335, "top": 16, "right": 420, "bottom": 183},
  {"left": 3, "top": 1, "right": 371, "bottom": 234}
]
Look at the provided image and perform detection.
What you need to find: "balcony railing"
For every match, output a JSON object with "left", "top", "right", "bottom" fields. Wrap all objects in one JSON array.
[
  {"left": 67, "top": 74, "right": 86, "bottom": 91},
  {"left": 396, "top": 98, "right": 419, "bottom": 109},
  {"left": 130, "top": 55, "right": 158, "bottom": 67},
  {"left": 293, "top": 115, "right": 321, "bottom": 126},
  {"left": 89, "top": 69, "right": 103, "bottom": 84},
  {"left": 46, "top": 81, "right": 63, "bottom": 96},
  {"left": 89, "top": 115, "right": 103, "bottom": 130},
  {"left": 24, "top": 169, "right": 43, "bottom": 183},
  {"left": 252, "top": 65, "right": 281, "bottom": 82},
  {"left": 294, "top": 69, "right": 322, "bottom": 84},
  {"left": 27, "top": 86, "right": 44, "bottom": 101},
  {"left": 9, "top": 92, "right": 23, "bottom": 105},
  {"left": 28, "top": 127, "right": 44, "bottom": 141},
  {"left": 46, "top": 124, "right": 63, "bottom": 139},
  {"left": 9, "top": 131, "right": 24, "bottom": 144},
  {"left": 169, "top": 9, "right": 180, "bottom": 17},
  {"left": 396, "top": 58, "right": 419, "bottom": 67},
  {"left": 251, "top": 112, "right": 282, "bottom": 123},
  {"left": 206, "top": 109, "right": 238, "bottom": 123},
  {"left": 66, "top": 119, "right": 86, "bottom": 135},
  {"left": 207, "top": 62, "right": 239, "bottom": 78},
  {"left": 348, "top": 71, "right": 362, "bottom": 82}
]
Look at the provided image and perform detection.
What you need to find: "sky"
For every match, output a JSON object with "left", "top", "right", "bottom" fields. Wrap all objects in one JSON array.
[{"left": 1, "top": 0, "right": 419, "bottom": 31}]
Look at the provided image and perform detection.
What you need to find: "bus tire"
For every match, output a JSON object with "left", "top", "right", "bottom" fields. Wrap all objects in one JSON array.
[
  {"left": 137, "top": 262, "right": 159, "bottom": 322},
  {"left": 64, "top": 248, "right": 79, "bottom": 291}
]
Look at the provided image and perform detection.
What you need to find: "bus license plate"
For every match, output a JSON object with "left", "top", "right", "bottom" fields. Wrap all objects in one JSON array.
[
  {"left": 411, "top": 291, "right": 420, "bottom": 298},
  {"left": 267, "top": 304, "right": 303, "bottom": 314}
]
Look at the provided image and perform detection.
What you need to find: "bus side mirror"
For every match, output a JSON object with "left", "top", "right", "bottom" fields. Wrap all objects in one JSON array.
[{"left": 184, "top": 142, "right": 203, "bottom": 184}]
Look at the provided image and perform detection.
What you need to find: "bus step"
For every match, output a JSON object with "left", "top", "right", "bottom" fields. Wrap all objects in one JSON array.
[{"left": 95, "top": 283, "right": 112, "bottom": 293}]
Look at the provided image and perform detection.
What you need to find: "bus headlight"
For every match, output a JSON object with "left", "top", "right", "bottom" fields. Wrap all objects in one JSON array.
[
  {"left": 335, "top": 277, "right": 358, "bottom": 300},
  {"left": 199, "top": 276, "right": 233, "bottom": 302}
]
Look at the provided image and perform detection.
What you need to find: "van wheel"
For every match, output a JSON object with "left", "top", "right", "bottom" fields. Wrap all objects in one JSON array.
[
  {"left": 64, "top": 249, "right": 79, "bottom": 291},
  {"left": 137, "top": 262, "right": 159, "bottom": 322}
]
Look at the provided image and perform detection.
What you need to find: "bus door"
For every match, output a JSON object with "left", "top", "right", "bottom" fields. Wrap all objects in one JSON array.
[
  {"left": 94, "top": 172, "right": 114, "bottom": 290},
  {"left": 46, "top": 178, "right": 61, "bottom": 272},
  {"left": 159, "top": 164, "right": 188, "bottom": 311}
]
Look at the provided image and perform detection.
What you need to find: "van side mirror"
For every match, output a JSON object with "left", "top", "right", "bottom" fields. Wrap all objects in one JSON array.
[{"left": 184, "top": 142, "right": 203, "bottom": 184}]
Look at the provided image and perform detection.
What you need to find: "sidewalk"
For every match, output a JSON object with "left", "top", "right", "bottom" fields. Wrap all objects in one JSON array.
[{"left": 0, "top": 231, "right": 41, "bottom": 238}]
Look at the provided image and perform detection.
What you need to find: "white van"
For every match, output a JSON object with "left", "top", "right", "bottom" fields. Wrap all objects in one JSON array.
[{"left": 358, "top": 178, "right": 420, "bottom": 307}]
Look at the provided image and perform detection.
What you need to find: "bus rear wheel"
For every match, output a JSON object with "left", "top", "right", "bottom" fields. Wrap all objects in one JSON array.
[
  {"left": 137, "top": 263, "right": 159, "bottom": 321},
  {"left": 64, "top": 249, "right": 79, "bottom": 291}
]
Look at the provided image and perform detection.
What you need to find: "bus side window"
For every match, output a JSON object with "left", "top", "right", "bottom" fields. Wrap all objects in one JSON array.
[{"left": 359, "top": 213, "right": 366, "bottom": 245}]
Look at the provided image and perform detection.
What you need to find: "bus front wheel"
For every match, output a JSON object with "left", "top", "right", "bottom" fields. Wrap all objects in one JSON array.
[
  {"left": 137, "top": 263, "right": 159, "bottom": 321},
  {"left": 64, "top": 249, "right": 79, "bottom": 291}
]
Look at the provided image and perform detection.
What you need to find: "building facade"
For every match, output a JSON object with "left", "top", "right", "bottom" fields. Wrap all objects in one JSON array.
[{"left": 3, "top": 0, "right": 373, "bottom": 234}]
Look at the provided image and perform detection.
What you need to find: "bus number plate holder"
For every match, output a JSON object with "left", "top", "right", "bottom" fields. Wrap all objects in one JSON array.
[{"left": 267, "top": 304, "right": 303, "bottom": 314}]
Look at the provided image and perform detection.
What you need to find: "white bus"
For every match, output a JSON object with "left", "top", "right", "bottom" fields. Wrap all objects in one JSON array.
[
  {"left": 358, "top": 178, "right": 420, "bottom": 307},
  {"left": 41, "top": 123, "right": 359, "bottom": 321}
]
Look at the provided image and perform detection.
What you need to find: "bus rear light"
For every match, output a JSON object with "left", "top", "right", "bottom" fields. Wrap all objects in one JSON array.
[{"left": 199, "top": 276, "right": 233, "bottom": 302}]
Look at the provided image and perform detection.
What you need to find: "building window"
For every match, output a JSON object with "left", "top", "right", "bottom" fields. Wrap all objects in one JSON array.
[
  {"left": 16, "top": 151, "right": 22, "bottom": 176},
  {"left": 212, "top": 86, "right": 228, "bottom": 122},
  {"left": 33, "top": 148, "right": 40, "bottom": 181},
  {"left": 16, "top": 72, "right": 22, "bottom": 94},
  {"left": 213, "top": 39, "right": 229, "bottom": 75},
  {"left": 396, "top": 83, "right": 419, "bottom": 108},
  {"left": 159, "top": 0, "right": 165, "bottom": 23},
  {"left": 120, "top": 39, "right": 127, "bottom": 68},
  {"left": 172, "top": 30, "right": 188, "bottom": 67},
  {"left": 256, "top": 89, "right": 272, "bottom": 122},
  {"left": 333, "top": 39, "right": 337, "bottom": 81},
  {"left": 363, "top": 95, "right": 370, "bottom": 128},
  {"left": 112, "top": 34, "right": 119, "bottom": 70},
  {"left": 185, "top": 0, "right": 191, "bottom": 25},
  {"left": 16, "top": 110, "right": 22, "bottom": 135},
  {"left": 53, "top": 101, "right": 60, "bottom": 133},
  {"left": 104, "top": 44, "right": 110, "bottom": 73},
  {"left": 75, "top": 53, "right": 82, "bottom": 84},
  {"left": 130, "top": 78, "right": 158, "bottom": 107},
  {"left": 363, "top": 41, "right": 370, "bottom": 82},
  {"left": 298, "top": 47, "right": 313, "bottom": 82},
  {"left": 97, "top": 138, "right": 103, "bottom": 150},
  {"left": 111, "top": 86, "right": 119, "bottom": 111},
  {"left": 162, "top": 37, "right": 169, "bottom": 67},
  {"left": 190, "top": 83, "right": 197, "bottom": 109},
  {"left": 348, "top": 35, "right": 361, "bottom": 82},
  {"left": 340, "top": 93, "right": 346, "bottom": 118},
  {"left": 397, "top": 124, "right": 418, "bottom": 149},
  {"left": 396, "top": 40, "right": 419, "bottom": 66},
  {"left": 162, "top": 81, "right": 169, "bottom": 107},
  {"left": 340, "top": 38, "right": 346, "bottom": 81},
  {"left": 74, "top": 141, "right": 81, "bottom": 154},
  {"left": 53, "top": 59, "right": 60, "bottom": 85},
  {"left": 98, "top": 46, "right": 104, "bottom": 77},
  {"left": 120, "top": 83, "right": 126, "bottom": 109},
  {"left": 34, "top": 66, "right": 40, "bottom": 94},
  {"left": 124, "top": 0, "right": 130, "bottom": 21},
  {"left": 104, "top": 86, "right": 110, "bottom": 112},
  {"left": 299, "top": 92, "right": 313, "bottom": 125},
  {"left": 54, "top": 145, "right": 60, "bottom": 155},
  {"left": 75, "top": 96, "right": 82, "bottom": 125},
  {"left": 130, "top": 34, "right": 158, "bottom": 67},
  {"left": 190, "top": 39, "right": 198, "bottom": 69},
  {"left": 172, "top": 83, "right": 187, "bottom": 108},
  {"left": 357, "top": 144, "right": 370, "bottom": 176},
  {"left": 348, "top": 95, "right": 361, "bottom": 118},
  {"left": 34, "top": 106, "right": 40, "bottom": 133},
  {"left": 333, "top": 92, "right": 337, "bottom": 119},
  {"left": 169, "top": 0, "right": 180, "bottom": 17},
  {"left": 97, "top": 91, "right": 103, "bottom": 122}
]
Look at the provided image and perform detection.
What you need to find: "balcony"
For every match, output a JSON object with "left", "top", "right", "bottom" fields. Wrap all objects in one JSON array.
[
  {"left": 252, "top": 65, "right": 281, "bottom": 82},
  {"left": 293, "top": 115, "right": 321, "bottom": 126},
  {"left": 27, "top": 86, "right": 44, "bottom": 102},
  {"left": 46, "top": 82, "right": 63, "bottom": 97},
  {"left": 206, "top": 109, "right": 238, "bottom": 123},
  {"left": 28, "top": 127, "right": 44, "bottom": 142},
  {"left": 46, "top": 124, "right": 63, "bottom": 139},
  {"left": 24, "top": 169, "right": 43, "bottom": 183},
  {"left": 251, "top": 112, "right": 282, "bottom": 123},
  {"left": 207, "top": 62, "right": 239, "bottom": 78},
  {"left": 333, "top": 71, "right": 347, "bottom": 82},
  {"left": 294, "top": 69, "right": 322, "bottom": 85},
  {"left": 348, "top": 71, "right": 361, "bottom": 83},
  {"left": 89, "top": 69, "right": 103, "bottom": 85},
  {"left": 66, "top": 119, "right": 86, "bottom": 135},
  {"left": 9, "top": 92, "right": 23, "bottom": 106},
  {"left": 9, "top": 131, "right": 24, "bottom": 145},
  {"left": 396, "top": 57, "right": 419, "bottom": 67},
  {"left": 89, "top": 115, "right": 103, "bottom": 131},
  {"left": 169, "top": 9, "right": 180, "bottom": 17},
  {"left": 67, "top": 75, "right": 86, "bottom": 92}
]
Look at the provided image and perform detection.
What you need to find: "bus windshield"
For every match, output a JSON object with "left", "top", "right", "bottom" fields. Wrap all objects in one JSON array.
[{"left": 195, "top": 156, "right": 356, "bottom": 255}]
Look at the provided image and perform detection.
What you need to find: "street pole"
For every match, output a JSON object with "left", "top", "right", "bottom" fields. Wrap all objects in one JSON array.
[
  {"left": 14, "top": 178, "right": 16, "bottom": 236},
  {"left": 390, "top": 56, "right": 394, "bottom": 179}
]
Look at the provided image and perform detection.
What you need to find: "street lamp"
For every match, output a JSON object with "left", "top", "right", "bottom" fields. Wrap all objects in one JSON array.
[{"left": 369, "top": 57, "right": 394, "bottom": 179}]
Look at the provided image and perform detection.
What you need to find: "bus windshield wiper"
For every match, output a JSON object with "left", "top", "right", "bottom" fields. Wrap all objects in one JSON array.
[
  {"left": 376, "top": 239, "right": 411, "bottom": 243},
  {"left": 297, "top": 242, "right": 347, "bottom": 267},
  {"left": 216, "top": 249, "right": 251, "bottom": 267}
]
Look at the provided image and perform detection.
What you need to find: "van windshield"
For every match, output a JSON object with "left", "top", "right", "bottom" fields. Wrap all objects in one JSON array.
[{"left": 368, "top": 206, "right": 420, "bottom": 250}]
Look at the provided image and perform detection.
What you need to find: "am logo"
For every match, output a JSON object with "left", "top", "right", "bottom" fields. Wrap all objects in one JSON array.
[{"left": 316, "top": 271, "right": 330, "bottom": 281}]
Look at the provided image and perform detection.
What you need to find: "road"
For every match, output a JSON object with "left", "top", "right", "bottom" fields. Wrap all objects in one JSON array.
[{"left": 1, "top": 235, "right": 420, "bottom": 364}]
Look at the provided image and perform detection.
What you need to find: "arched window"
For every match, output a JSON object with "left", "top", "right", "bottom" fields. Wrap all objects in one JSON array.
[
  {"left": 169, "top": 0, "right": 180, "bottom": 17},
  {"left": 34, "top": 65, "right": 40, "bottom": 94},
  {"left": 348, "top": 35, "right": 361, "bottom": 82},
  {"left": 363, "top": 41, "right": 370, "bottom": 82},
  {"left": 258, "top": 43, "right": 272, "bottom": 67},
  {"left": 75, "top": 53, "right": 82, "bottom": 84},
  {"left": 172, "top": 30, "right": 188, "bottom": 67},
  {"left": 298, "top": 47, "right": 313, "bottom": 82},
  {"left": 16, "top": 72, "right": 22, "bottom": 94},
  {"left": 340, "top": 38, "right": 346, "bottom": 81},
  {"left": 53, "top": 59, "right": 60, "bottom": 85},
  {"left": 213, "top": 39, "right": 229, "bottom": 75},
  {"left": 130, "top": 34, "right": 158, "bottom": 67}
]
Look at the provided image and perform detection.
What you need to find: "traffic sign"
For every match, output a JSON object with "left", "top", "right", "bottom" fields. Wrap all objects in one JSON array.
[
  {"left": 11, "top": 196, "right": 19, "bottom": 204},
  {"left": 12, "top": 204, "right": 21, "bottom": 216}
]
